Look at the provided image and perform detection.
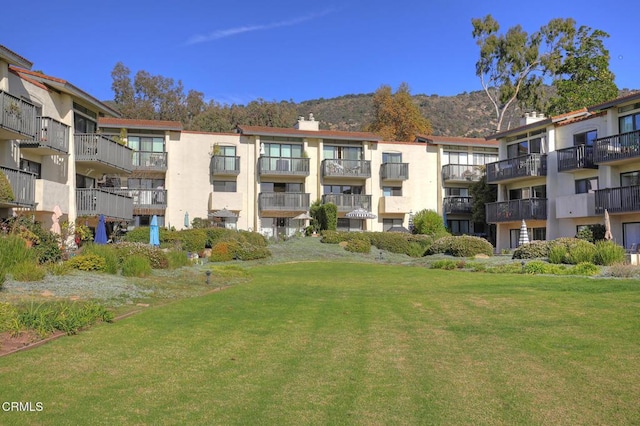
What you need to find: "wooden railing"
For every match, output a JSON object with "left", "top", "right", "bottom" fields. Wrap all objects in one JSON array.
[
  {"left": 76, "top": 188, "right": 133, "bottom": 220},
  {"left": 75, "top": 133, "right": 134, "bottom": 173},
  {"left": 595, "top": 185, "right": 640, "bottom": 214},
  {"left": 321, "top": 159, "right": 371, "bottom": 178},
  {"left": 133, "top": 152, "right": 167, "bottom": 171},
  {"left": 0, "top": 166, "right": 36, "bottom": 207},
  {"left": 321, "top": 194, "right": 372, "bottom": 211},
  {"left": 486, "top": 154, "right": 547, "bottom": 183},
  {"left": 486, "top": 198, "right": 547, "bottom": 223},
  {"left": 258, "top": 192, "right": 310, "bottom": 211},
  {"left": 441, "top": 164, "right": 482, "bottom": 182},
  {"left": 211, "top": 155, "right": 240, "bottom": 175},
  {"left": 19, "top": 117, "right": 69, "bottom": 153},
  {"left": 0, "top": 91, "right": 37, "bottom": 138},
  {"left": 258, "top": 156, "right": 309, "bottom": 176},
  {"left": 443, "top": 196, "right": 473, "bottom": 214},
  {"left": 380, "top": 162, "right": 409, "bottom": 180},
  {"left": 557, "top": 144, "right": 596, "bottom": 172},
  {"left": 594, "top": 130, "right": 640, "bottom": 164}
]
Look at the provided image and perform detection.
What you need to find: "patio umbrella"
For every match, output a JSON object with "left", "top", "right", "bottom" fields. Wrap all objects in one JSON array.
[
  {"left": 345, "top": 207, "right": 376, "bottom": 219},
  {"left": 387, "top": 225, "right": 411, "bottom": 233},
  {"left": 94, "top": 214, "right": 108, "bottom": 244},
  {"left": 604, "top": 209, "right": 613, "bottom": 240},
  {"left": 293, "top": 212, "right": 313, "bottom": 232},
  {"left": 149, "top": 215, "right": 160, "bottom": 246},
  {"left": 184, "top": 212, "right": 189, "bottom": 229},
  {"left": 518, "top": 219, "right": 530, "bottom": 246},
  {"left": 51, "top": 205, "right": 62, "bottom": 235}
]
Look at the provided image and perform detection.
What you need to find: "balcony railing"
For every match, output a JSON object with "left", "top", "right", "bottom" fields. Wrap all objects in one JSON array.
[
  {"left": 594, "top": 130, "right": 640, "bottom": 164},
  {"left": 321, "top": 159, "right": 371, "bottom": 178},
  {"left": 557, "top": 144, "right": 596, "bottom": 172},
  {"left": 75, "top": 133, "right": 134, "bottom": 173},
  {"left": 0, "top": 91, "right": 36, "bottom": 138},
  {"left": 322, "top": 194, "right": 372, "bottom": 211},
  {"left": 0, "top": 166, "right": 36, "bottom": 207},
  {"left": 76, "top": 188, "right": 133, "bottom": 220},
  {"left": 211, "top": 155, "right": 240, "bottom": 175},
  {"left": 595, "top": 185, "right": 640, "bottom": 214},
  {"left": 442, "top": 164, "right": 483, "bottom": 182},
  {"left": 486, "top": 198, "right": 547, "bottom": 223},
  {"left": 19, "top": 117, "right": 69, "bottom": 154},
  {"left": 133, "top": 152, "right": 167, "bottom": 172},
  {"left": 380, "top": 163, "right": 409, "bottom": 180},
  {"left": 486, "top": 154, "right": 547, "bottom": 183},
  {"left": 108, "top": 188, "right": 167, "bottom": 210},
  {"left": 443, "top": 196, "right": 473, "bottom": 214},
  {"left": 258, "top": 192, "right": 310, "bottom": 211},
  {"left": 258, "top": 156, "right": 309, "bottom": 176}
]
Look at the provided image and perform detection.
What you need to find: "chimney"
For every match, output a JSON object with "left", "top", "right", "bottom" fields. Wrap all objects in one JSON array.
[
  {"left": 520, "top": 111, "right": 546, "bottom": 126},
  {"left": 293, "top": 113, "right": 319, "bottom": 131}
]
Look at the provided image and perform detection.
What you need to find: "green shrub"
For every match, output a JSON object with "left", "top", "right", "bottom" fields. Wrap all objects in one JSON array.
[
  {"left": 320, "top": 230, "right": 349, "bottom": 244},
  {"left": 485, "top": 263, "right": 524, "bottom": 274},
  {"left": 15, "top": 301, "right": 112, "bottom": 337},
  {"left": 369, "top": 232, "right": 412, "bottom": 255},
  {"left": 594, "top": 240, "right": 626, "bottom": 266},
  {"left": 523, "top": 260, "right": 548, "bottom": 274},
  {"left": 82, "top": 243, "right": 119, "bottom": 274},
  {"left": 180, "top": 229, "right": 208, "bottom": 253},
  {"left": 571, "top": 262, "right": 599, "bottom": 276},
  {"left": 30, "top": 224, "right": 62, "bottom": 264},
  {"left": 0, "top": 302, "right": 18, "bottom": 331},
  {"left": 166, "top": 250, "right": 190, "bottom": 269},
  {"left": 427, "top": 235, "right": 493, "bottom": 257},
  {"left": 209, "top": 241, "right": 238, "bottom": 262},
  {"left": 512, "top": 241, "right": 550, "bottom": 259},
  {"left": 548, "top": 245, "right": 568, "bottom": 264},
  {"left": 121, "top": 226, "right": 152, "bottom": 243},
  {"left": 547, "top": 238, "right": 596, "bottom": 264},
  {"left": 607, "top": 262, "right": 638, "bottom": 278},
  {"left": 234, "top": 242, "right": 271, "bottom": 261},
  {"left": 47, "top": 262, "right": 72, "bottom": 276},
  {"left": 344, "top": 238, "right": 371, "bottom": 253},
  {"left": 67, "top": 254, "right": 107, "bottom": 271},
  {"left": 412, "top": 209, "right": 448, "bottom": 237},
  {"left": 0, "top": 234, "right": 34, "bottom": 271},
  {"left": 430, "top": 259, "right": 458, "bottom": 270},
  {"left": 11, "top": 261, "right": 46, "bottom": 282},
  {"left": 566, "top": 243, "right": 596, "bottom": 264},
  {"left": 113, "top": 242, "right": 169, "bottom": 269},
  {"left": 0, "top": 171, "right": 15, "bottom": 202},
  {"left": 121, "top": 255, "right": 152, "bottom": 277},
  {"left": 323, "top": 203, "right": 338, "bottom": 231},
  {"left": 205, "top": 227, "right": 233, "bottom": 247}
]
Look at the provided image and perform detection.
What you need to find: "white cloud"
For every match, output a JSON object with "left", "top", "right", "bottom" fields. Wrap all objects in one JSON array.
[{"left": 186, "top": 9, "right": 335, "bottom": 45}]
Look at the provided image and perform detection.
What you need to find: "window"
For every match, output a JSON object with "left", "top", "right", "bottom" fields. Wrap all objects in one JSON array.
[
  {"left": 128, "top": 178, "right": 165, "bottom": 189},
  {"left": 382, "top": 186, "right": 402, "bottom": 196},
  {"left": 213, "top": 181, "right": 237, "bottom": 192},
  {"left": 383, "top": 152, "right": 402, "bottom": 163},
  {"left": 506, "top": 131, "right": 546, "bottom": 158},
  {"left": 509, "top": 185, "right": 546, "bottom": 200},
  {"left": 134, "top": 215, "right": 165, "bottom": 228},
  {"left": 20, "top": 159, "right": 41, "bottom": 179},
  {"left": 623, "top": 222, "right": 640, "bottom": 250},
  {"left": 323, "top": 145, "right": 362, "bottom": 160},
  {"left": 575, "top": 177, "right": 598, "bottom": 194},
  {"left": 473, "top": 153, "right": 498, "bottom": 165},
  {"left": 264, "top": 143, "right": 302, "bottom": 158},
  {"left": 510, "top": 227, "right": 546, "bottom": 248},
  {"left": 337, "top": 218, "right": 363, "bottom": 231},
  {"left": 447, "top": 220, "right": 470, "bottom": 235},
  {"left": 445, "top": 187, "right": 469, "bottom": 197},
  {"left": 621, "top": 171, "right": 640, "bottom": 186},
  {"left": 323, "top": 185, "right": 362, "bottom": 195},
  {"left": 128, "top": 136, "right": 166, "bottom": 167},
  {"left": 76, "top": 174, "right": 95, "bottom": 189},
  {"left": 574, "top": 130, "right": 597, "bottom": 146},
  {"left": 619, "top": 112, "right": 640, "bottom": 133},
  {"left": 443, "top": 151, "right": 468, "bottom": 165},
  {"left": 383, "top": 218, "right": 403, "bottom": 231},
  {"left": 261, "top": 182, "right": 303, "bottom": 192}
]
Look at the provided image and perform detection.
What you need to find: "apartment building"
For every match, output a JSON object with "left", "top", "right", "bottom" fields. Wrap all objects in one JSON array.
[{"left": 487, "top": 93, "right": 640, "bottom": 252}]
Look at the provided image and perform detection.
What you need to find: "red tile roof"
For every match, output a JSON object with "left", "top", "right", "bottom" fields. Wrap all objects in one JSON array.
[
  {"left": 237, "top": 125, "right": 382, "bottom": 141},
  {"left": 10, "top": 68, "right": 48, "bottom": 91},
  {"left": 99, "top": 117, "right": 183, "bottom": 131},
  {"left": 417, "top": 134, "right": 499, "bottom": 147}
]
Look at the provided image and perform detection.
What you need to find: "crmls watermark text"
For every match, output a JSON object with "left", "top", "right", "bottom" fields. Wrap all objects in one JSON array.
[{"left": 2, "top": 402, "right": 44, "bottom": 412}]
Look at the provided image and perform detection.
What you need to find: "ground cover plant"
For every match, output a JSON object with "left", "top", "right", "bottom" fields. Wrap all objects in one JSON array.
[{"left": 0, "top": 260, "right": 639, "bottom": 424}]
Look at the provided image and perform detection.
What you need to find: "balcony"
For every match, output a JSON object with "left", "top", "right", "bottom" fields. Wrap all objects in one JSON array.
[
  {"left": 322, "top": 194, "right": 372, "bottom": 212},
  {"left": 258, "top": 156, "right": 309, "bottom": 177},
  {"left": 486, "top": 154, "right": 547, "bottom": 184},
  {"left": 76, "top": 188, "right": 133, "bottom": 221},
  {"left": 442, "top": 164, "right": 482, "bottom": 183},
  {"left": 594, "top": 130, "right": 640, "bottom": 166},
  {"left": 321, "top": 159, "right": 371, "bottom": 179},
  {"left": 378, "top": 196, "right": 411, "bottom": 214},
  {"left": 486, "top": 198, "right": 547, "bottom": 223},
  {"left": 556, "top": 144, "right": 596, "bottom": 172},
  {"left": 75, "top": 133, "right": 134, "bottom": 174},
  {"left": 35, "top": 180, "right": 69, "bottom": 214},
  {"left": 380, "top": 163, "right": 409, "bottom": 180},
  {"left": 258, "top": 192, "right": 310, "bottom": 212},
  {"left": 595, "top": 185, "right": 640, "bottom": 214},
  {"left": 108, "top": 188, "right": 167, "bottom": 214},
  {"left": 443, "top": 196, "right": 473, "bottom": 214},
  {"left": 0, "top": 166, "right": 36, "bottom": 208},
  {"left": 0, "top": 91, "right": 37, "bottom": 139},
  {"left": 211, "top": 155, "right": 240, "bottom": 176},
  {"left": 19, "top": 117, "right": 69, "bottom": 155},
  {"left": 133, "top": 152, "right": 167, "bottom": 172}
]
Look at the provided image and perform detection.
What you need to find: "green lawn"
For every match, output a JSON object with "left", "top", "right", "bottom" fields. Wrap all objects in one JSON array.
[{"left": 1, "top": 262, "right": 640, "bottom": 425}]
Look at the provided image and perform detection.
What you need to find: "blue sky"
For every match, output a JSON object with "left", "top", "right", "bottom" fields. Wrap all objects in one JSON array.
[{"left": 3, "top": 0, "right": 639, "bottom": 106}]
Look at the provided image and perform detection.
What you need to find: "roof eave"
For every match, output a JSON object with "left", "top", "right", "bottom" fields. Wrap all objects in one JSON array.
[{"left": 0, "top": 46, "right": 32, "bottom": 69}]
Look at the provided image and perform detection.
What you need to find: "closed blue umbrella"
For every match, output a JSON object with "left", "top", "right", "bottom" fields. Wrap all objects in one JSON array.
[
  {"left": 150, "top": 215, "right": 160, "bottom": 246},
  {"left": 94, "top": 214, "right": 108, "bottom": 244}
]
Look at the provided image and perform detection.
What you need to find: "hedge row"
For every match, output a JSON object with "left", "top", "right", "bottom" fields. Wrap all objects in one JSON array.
[{"left": 512, "top": 238, "right": 626, "bottom": 266}]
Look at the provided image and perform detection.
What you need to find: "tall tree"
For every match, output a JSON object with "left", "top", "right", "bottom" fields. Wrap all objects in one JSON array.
[
  {"left": 546, "top": 26, "right": 617, "bottom": 115},
  {"left": 471, "top": 16, "right": 580, "bottom": 132},
  {"left": 366, "top": 83, "right": 432, "bottom": 141}
]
